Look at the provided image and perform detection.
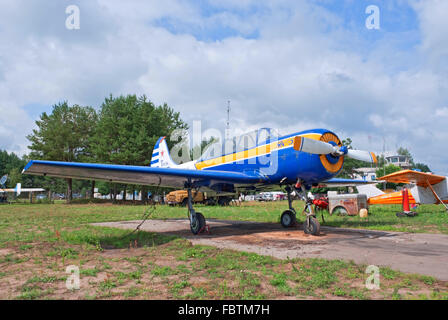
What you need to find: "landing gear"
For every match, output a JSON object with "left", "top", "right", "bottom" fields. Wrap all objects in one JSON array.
[
  {"left": 280, "top": 183, "right": 320, "bottom": 236},
  {"left": 190, "top": 212, "right": 205, "bottom": 234},
  {"left": 281, "top": 210, "right": 296, "bottom": 228},
  {"left": 303, "top": 216, "right": 320, "bottom": 235},
  {"left": 301, "top": 185, "right": 321, "bottom": 236},
  {"left": 280, "top": 186, "right": 297, "bottom": 228},
  {"left": 185, "top": 181, "right": 207, "bottom": 235}
]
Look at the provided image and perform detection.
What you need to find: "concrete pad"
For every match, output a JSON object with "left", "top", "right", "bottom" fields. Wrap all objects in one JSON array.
[{"left": 93, "top": 219, "right": 448, "bottom": 280}]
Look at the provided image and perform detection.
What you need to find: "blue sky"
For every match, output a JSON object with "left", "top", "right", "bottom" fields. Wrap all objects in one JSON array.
[{"left": 0, "top": 0, "right": 447, "bottom": 174}]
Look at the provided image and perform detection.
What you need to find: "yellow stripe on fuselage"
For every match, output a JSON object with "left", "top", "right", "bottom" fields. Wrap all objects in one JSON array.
[{"left": 195, "top": 133, "right": 322, "bottom": 170}]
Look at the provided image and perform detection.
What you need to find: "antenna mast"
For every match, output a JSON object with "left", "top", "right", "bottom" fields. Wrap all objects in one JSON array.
[
  {"left": 226, "top": 100, "right": 230, "bottom": 141},
  {"left": 383, "top": 137, "right": 386, "bottom": 190}
]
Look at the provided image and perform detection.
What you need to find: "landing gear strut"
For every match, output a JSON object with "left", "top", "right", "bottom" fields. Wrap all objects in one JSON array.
[
  {"left": 185, "top": 181, "right": 206, "bottom": 235},
  {"left": 280, "top": 182, "right": 320, "bottom": 236},
  {"left": 300, "top": 185, "right": 321, "bottom": 236},
  {"left": 280, "top": 186, "right": 297, "bottom": 228}
]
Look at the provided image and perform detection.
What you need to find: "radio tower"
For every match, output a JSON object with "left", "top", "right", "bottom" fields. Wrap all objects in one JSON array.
[{"left": 226, "top": 100, "right": 231, "bottom": 141}]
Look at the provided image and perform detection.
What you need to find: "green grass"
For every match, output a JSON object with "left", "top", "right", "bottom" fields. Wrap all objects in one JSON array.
[{"left": 0, "top": 202, "right": 447, "bottom": 300}]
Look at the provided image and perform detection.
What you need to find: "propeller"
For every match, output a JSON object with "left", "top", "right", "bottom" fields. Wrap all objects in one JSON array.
[
  {"left": 293, "top": 136, "right": 377, "bottom": 164},
  {"left": 0, "top": 174, "right": 7, "bottom": 189}
]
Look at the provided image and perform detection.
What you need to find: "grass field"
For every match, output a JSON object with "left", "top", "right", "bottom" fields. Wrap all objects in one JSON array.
[{"left": 0, "top": 201, "right": 447, "bottom": 300}]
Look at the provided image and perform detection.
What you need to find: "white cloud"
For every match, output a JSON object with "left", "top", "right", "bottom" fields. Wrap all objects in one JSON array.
[{"left": 436, "top": 108, "right": 448, "bottom": 117}]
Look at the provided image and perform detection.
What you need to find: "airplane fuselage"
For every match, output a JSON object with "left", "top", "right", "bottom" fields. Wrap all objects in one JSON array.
[{"left": 190, "top": 129, "right": 345, "bottom": 187}]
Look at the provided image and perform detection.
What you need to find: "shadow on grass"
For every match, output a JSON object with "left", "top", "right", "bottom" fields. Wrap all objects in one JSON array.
[
  {"left": 61, "top": 226, "right": 179, "bottom": 250},
  {"left": 98, "top": 231, "right": 179, "bottom": 250}
]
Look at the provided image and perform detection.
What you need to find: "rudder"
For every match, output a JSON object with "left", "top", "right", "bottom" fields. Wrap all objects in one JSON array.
[{"left": 150, "top": 137, "right": 177, "bottom": 168}]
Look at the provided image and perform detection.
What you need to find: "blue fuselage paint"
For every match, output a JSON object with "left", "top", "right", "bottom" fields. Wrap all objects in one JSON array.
[{"left": 202, "top": 128, "right": 344, "bottom": 186}]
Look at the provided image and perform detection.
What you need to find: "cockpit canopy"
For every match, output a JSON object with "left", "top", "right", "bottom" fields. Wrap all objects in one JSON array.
[{"left": 199, "top": 128, "right": 280, "bottom": 161}]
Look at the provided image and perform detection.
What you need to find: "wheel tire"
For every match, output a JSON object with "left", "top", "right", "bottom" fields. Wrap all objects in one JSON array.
[
  {"left": 181, "top": 198, "right": 188, "bottom": 207},
  {"left": 281, "top": 210, "right": 296, "bottom": 228},
  {"left": 331, "top": 206, "right": 348, "bottom": 216},
  {"left": 190, "top": 212, "right": 206, "bottom": 235},
  {"left": 303, "top": 217, "right": 320, "bottom": 235}
]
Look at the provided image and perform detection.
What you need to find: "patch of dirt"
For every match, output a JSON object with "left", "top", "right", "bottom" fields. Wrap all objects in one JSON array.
[
  {"left": 0, "top": 248, "right": 14, "bottom": 255},
  {"left": 222, "top": 230, "right": 327, "bottom": 246}
]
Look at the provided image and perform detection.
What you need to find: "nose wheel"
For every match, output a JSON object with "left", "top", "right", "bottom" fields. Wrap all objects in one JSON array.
[{"left": 303, "top": 216, "right": 320, "bottom": 235}]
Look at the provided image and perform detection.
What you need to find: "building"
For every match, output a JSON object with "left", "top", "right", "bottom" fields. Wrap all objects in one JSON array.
[
  {"left": 353, "top": 167, "right": 377, "bottom": 181},
  {"left": 383, "top": 152, "right": 412, "bottom": 170},
  {"left": 353, "top": 151, "right": 414, "bottom": 182}
]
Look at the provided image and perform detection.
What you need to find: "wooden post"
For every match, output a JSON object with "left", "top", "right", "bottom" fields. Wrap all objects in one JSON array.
[
  {"left": 141, "top": 186, "right": 147, "bottom": 204},
  {"left": 90, "top": 180, "right": 95, "bottom": 200},
  {"left": 66, "top": 178, "right": 72, "bottom": 204}
]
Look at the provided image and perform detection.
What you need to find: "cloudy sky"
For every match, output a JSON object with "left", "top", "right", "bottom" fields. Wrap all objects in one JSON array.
[{"left": 0, "top": 0, "right": 447, "bottom": 174}]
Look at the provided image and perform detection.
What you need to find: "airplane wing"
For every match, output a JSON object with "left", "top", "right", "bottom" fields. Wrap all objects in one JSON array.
[
  {"left": 372, "top": 170, "right": 448, "bottom": 208},
  {"left": 379, "top": 170, "right": 446, "bottom": 187},
  {"left": 0, "top": 183, "right": 44, "bottom": 196},
  {"left": 0, "top": 189, "right": 16, "bottom": 193},
  {"left": 22, "top": 160, "right": 268, "bottom": 189},
  {"left": 318, "top": 178, "right": 379, "bottom": 187}
]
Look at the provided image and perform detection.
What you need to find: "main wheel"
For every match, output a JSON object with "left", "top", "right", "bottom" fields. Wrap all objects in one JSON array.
[
  {"left": 331, "top": 206, "right": 348, "bottom": 216},
  {"left": 190, "top": 212, "right": 206, "bottom": 235},
  {"left": 303, "top": 216, "right": 320, "bottom": 235},
  {"left": 281, "top": 210, "right": 296, "bottom": 228}
]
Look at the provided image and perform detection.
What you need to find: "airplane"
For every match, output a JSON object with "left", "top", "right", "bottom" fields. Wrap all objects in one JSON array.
[
  {"left": 0, "top": 179, "right": 45, "bottom": 200},
  {"left": 22, "top": 128, "right": 377, "bottom": 235},
  {"left": 358, "top": 169, "right": 448, "bottom": 211}
]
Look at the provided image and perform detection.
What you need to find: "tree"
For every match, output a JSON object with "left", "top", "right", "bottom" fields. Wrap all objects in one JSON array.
[
  {"left": 0, "top": 150, "right": 23, "bottom": 179},
  {"left": 396, "top": 147, "right": 431, "bottom": 172},
  {"left": 338, "top": 138, "right": 371, "bottom": 178},
  {"left": 397, "top": 147, "right": 414, "bottom": 166},
  {"left": 414, "top": 163, "right": 431, "bottom": 172},
  {"left": 376, "top": 164, "right": 401, "bottom": 190},
  {"left": 190, "top": 136, "right": 219, "bottom": 161},
  {"left": 26, "top": 102, "right": 98, "bottom": 202},
  {"left": 91, "top": 94, "right": 188, "bottom": 202}
]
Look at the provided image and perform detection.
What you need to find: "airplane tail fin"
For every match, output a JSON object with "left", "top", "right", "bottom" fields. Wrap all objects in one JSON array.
[
  {"left": 15, "top": 183, "right": 21, "bottom": 196},
  {"left": 150, "top": 137, "right": 178, "bottom": 168}
]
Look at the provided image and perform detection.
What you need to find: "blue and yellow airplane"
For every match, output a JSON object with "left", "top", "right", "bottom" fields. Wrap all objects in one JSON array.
[{"left": 22, "top": 128, "right": 377, "bottom": 235}]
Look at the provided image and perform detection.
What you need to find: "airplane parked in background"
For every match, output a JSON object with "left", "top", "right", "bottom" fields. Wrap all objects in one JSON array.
[
  {"left": 0, "top": 182, "right": 45, "bottom": 198},
  {"left": 360, "top": 170, "right": 448, "bottom": 211},
  {"left": 22, "top": 128, "right": 377, "bottom": 235}
]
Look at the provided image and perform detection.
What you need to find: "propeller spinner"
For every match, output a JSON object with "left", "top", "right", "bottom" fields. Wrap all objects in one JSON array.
[{"left": 293, "top": 136, "right": 377, "bottom": 164}]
